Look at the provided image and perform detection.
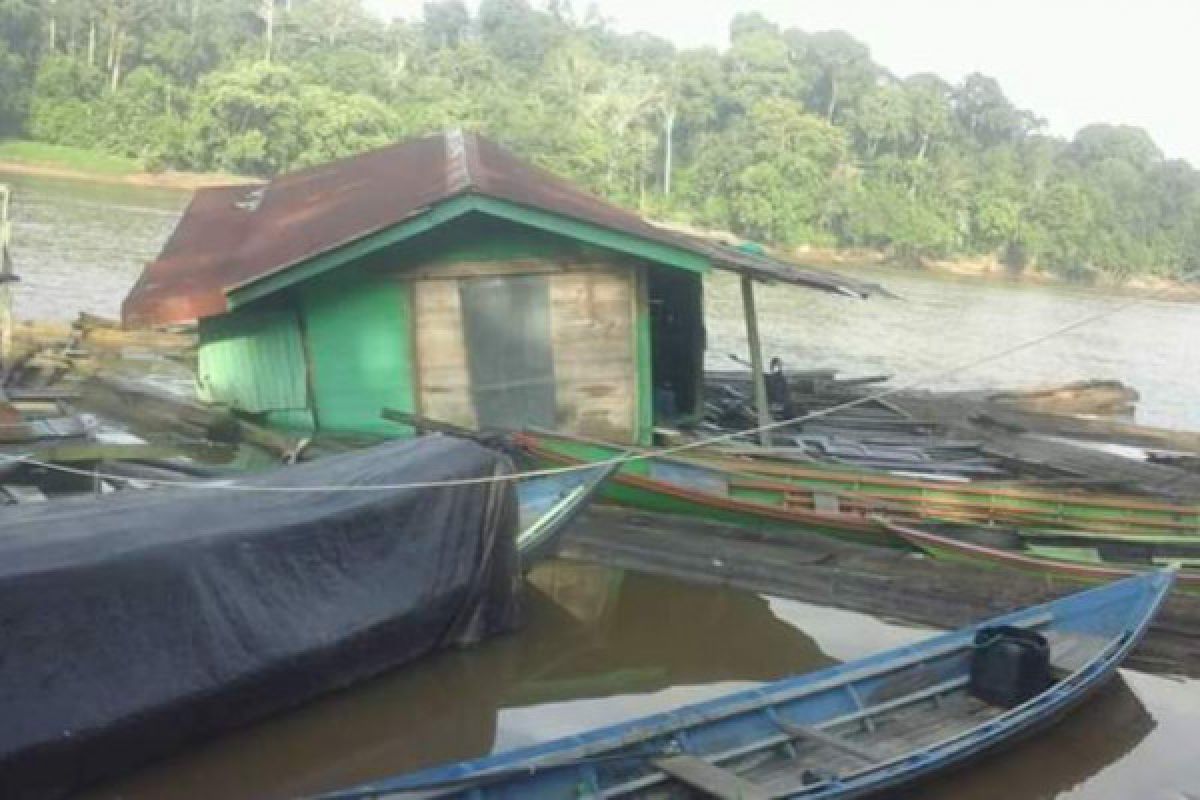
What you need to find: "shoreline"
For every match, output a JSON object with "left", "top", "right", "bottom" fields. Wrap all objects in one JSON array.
[
  {"left": 792, "top": 250, "right": 1200, "bottom": 301},
  {"left": 0, "top": 159, "right": 256, "bottom": 191},
  {"left": 2, "top": 156, "right": 1196, "bottom": 299}
]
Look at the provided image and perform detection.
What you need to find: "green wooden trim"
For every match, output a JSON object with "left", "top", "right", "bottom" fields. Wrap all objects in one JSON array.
[
  {"left": 635, "top": 269, "right": 654, "bottom": 446},
  {"left": 227, "top": 194, "right": 711, "bottom": 309},
  {"left": 466, "top": 196, "right": 709, "bottom": 275}
]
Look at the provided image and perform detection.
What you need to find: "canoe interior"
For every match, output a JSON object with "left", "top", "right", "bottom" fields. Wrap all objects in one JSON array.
[
  {"left": 1018, "top": 529, "right": 1200, "bottom": 562},
  {"left": 326, "top": 571, "right": 1171, "bottom": 800},
  {"left": 889, "top": 520, "right": 1200, "bottom": 591},
  {"left": 911, "top": 521, "right": 1200, "bottom": 586}
]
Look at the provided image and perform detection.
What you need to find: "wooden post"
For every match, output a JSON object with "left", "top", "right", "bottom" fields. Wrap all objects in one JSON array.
[
  {"left": 740, "top": 274, "right": 772, "bottom": 447},
  {"left": 0, "top": 184, "right": 13, "bottom": 371}
]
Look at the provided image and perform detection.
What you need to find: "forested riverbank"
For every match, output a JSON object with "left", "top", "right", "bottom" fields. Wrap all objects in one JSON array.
[
  {"left": 0, "top": 140, "right": 251, "bottom": 188},
  {"left": 2, "top": 1, "right": 1199, "bottom": 283}
]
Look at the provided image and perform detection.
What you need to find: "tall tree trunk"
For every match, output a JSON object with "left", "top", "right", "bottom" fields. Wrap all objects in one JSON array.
[
  {"left": 916, "top": 131, "right": 930, "bottom": 162},
  {"left": 110, "top": 30, "right": 123, "bottom": 92},
  {"left": 48, "top": 15, "right": 57, "bottom": 52},
  {"left": 262, "top": 0, "right": 274, "bottom": 63},
  {"left": 87, "top": 18, "right": 96, "bottom": 66},
  {"left": 106, "top": 23, "right": 117, "bottom": 69},
  {"left": 826, "top": 71, "right": 838, "bottom": 122},
  {"left": 662, "top": 107, "right": 675, "bottom": 197}
]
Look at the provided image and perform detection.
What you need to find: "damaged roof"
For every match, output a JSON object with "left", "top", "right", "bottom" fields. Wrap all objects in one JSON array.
[{"left": 124, "top": 131, "right": 876, "bottom": 327}]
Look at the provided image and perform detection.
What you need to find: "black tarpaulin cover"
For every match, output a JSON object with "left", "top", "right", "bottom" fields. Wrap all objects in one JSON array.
[{"left": 0, "top": 436, "right": 522, "bottom": 799}]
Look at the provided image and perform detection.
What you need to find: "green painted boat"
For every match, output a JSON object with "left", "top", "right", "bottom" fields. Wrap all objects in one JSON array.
[
  {"left": 882, "top": 518, "right": 1200, "bottom": 591},
  {"left": 515, "top": 431, "right": 896, "bottom": 548},
  {"left": 684, "top": 448, "right": 1200, "bottom": 537},
  {"left": 1016, "top": 528, "right": 1200, "bottom": 571}
]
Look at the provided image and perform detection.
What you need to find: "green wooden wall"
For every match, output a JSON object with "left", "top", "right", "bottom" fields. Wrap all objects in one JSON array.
[
  {"left": 197, "top": 308, "right": 309, "bottom": 416},
  {"left": 299, "top": 272, "right": 415, "bottom": 435}
]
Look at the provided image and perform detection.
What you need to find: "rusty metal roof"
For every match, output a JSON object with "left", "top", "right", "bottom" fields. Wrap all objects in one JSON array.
[{"left": 124, "top": 131, "right": 875, "bottom": 327}]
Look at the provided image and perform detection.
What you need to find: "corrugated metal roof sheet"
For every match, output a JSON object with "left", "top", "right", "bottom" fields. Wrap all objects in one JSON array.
[
  {"left": 124, "top": 131, "right": 876, "bottom": 327},
  {"left": 196, "top": 310, "right": 308, "bottom": 413}
]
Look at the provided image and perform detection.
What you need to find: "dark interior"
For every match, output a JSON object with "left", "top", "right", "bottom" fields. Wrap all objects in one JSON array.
[{"left": 648, "top": 266, "right": 705, "bottom": 424}]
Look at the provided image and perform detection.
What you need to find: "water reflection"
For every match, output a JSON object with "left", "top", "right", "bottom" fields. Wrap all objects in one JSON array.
[
  {"left": 84, "top": 561, "right": 1193, "bottom": 800},
  {"left": 84, "top": 564, "right": 836, "bottom": 800}
]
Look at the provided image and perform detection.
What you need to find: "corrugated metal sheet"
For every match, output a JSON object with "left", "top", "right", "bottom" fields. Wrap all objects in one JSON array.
[
  {"left": 197, "top": 310, "right": 307, "bottom": 413},
  {"left": 124, "top": 131, "right": 877, "bottom": 327}
]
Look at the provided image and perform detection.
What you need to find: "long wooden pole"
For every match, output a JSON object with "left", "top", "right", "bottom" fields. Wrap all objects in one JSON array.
[{"left": 740, "top": 275, "right": 772, "bottom": 446}]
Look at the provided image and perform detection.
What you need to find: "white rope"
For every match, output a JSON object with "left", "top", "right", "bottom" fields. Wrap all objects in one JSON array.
[{"left": 0, "top": 279, "right": 1193, "bottom": 493}]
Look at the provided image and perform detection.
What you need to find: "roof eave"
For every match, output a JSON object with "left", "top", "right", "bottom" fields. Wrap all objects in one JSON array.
[{"left": 225, "top": 193, "right": 712, "bottom": 310}]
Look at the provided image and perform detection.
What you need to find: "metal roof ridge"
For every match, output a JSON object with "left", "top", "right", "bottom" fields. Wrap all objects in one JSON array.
[{"left": 444, "top": 128, "right": 473, "bottom": 194}]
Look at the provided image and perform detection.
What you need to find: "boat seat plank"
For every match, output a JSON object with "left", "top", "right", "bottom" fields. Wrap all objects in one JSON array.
[
  {"left": 652, "top": 755, "right": 770, "bottom": 800},
  {"left": 774, "top": 719, "right": 882, "bottom": 762}
]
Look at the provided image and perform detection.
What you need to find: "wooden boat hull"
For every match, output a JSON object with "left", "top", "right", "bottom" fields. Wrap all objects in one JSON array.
[
  {"left": 884, "top": 518, "right": 1200, "bottom": 591},
  {"left": 320, "top": 570, "right": 1173, "bottom": 799},
  {"left": 696, "top": 448, "right": 1200, "bottom": 537},
  {"left": 516, "top": 432, "right": 895, "bottom": 549}
]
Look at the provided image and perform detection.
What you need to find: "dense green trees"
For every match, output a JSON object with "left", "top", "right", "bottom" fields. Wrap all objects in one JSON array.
[{"left": 2, "top": 0, "right": 1198, "bottom": 281}]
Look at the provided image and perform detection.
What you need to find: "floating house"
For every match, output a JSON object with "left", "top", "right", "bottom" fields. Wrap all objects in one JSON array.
[{"left": 124, "top": 131, "right": 871, "bottom": 444}]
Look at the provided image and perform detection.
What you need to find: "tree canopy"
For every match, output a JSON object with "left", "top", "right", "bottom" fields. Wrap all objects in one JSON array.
[{"left": 2, "top": 0, "right": 1198, "bottom": 280}]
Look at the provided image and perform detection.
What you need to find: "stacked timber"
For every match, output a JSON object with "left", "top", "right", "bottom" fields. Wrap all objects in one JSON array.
[{"left": 704, "top": 367, "right": 1200, "bottom": 499}]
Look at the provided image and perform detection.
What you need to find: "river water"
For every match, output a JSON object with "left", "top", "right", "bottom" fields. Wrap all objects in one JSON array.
[
  {"left": 82, "top": 562, "right": 1200, "bottom": 800},
  {"left": 3, "top": 169, "right": 1199, "bottom": 430},
  {"left": 3, "top": 171, "right": 1199, "bottom": 798}
]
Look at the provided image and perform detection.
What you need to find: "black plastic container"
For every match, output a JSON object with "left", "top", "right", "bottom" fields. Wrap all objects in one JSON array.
[{"left": 969, "top": 625, "right": 1053, "bottom": 708}]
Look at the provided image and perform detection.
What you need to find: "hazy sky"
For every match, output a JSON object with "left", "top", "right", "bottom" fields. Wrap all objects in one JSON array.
[{"left": 364, "top": 1, "right": 1200, "bottom": 165}]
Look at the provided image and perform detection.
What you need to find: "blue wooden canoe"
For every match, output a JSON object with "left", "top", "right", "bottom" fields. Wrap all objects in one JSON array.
[
  {"left": 516, "top": 464, "right": 615, "bottom": 568},
  {"left": 318, "top": 569, "right": 1173, "bottom": 800}
]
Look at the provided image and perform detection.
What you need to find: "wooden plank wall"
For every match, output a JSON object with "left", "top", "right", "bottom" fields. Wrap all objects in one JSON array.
[
  {"left": 548, "top": 266, "right": 636, "bottom": 441},
  {"left": 414, "top": 278, "right": 479, "bottom": 429},
  {"left": 412, "top": 261, "right": 637, "bottom": 442}
]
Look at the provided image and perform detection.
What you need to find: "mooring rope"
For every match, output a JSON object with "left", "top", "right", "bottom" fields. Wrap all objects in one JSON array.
[{"left": 0, "top": 277, "right": 1195, "bottom": 493}]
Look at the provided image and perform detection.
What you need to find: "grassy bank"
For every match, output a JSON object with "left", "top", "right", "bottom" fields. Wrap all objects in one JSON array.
[
  {"left": 0, "top": 140, "right": 143, "bottom": 175},
  {"left": 0, "top": 140, "right": 255, "bottom": 190}
]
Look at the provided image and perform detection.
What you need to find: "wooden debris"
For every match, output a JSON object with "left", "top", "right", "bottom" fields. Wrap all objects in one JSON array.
[
  {"left": 888, "top": 390, "right": 1200, "bottom": 501},
  {"left": 80, "top": 372, "right": 300, "bottom": 461},
  {"left": 988, "top": 380, "right": 1139, "bottom": 416},
  {"left": 976, "top": 407, "right": 1200, "bottom": 455}
]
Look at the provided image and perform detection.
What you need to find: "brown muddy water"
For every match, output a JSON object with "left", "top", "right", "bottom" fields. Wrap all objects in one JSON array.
[
  {"left": 81, "top": 562, "right": 1199, "bottom": 800},
  {"left": 3, "top": 172, "right": 1200, "bottom": 798}
]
